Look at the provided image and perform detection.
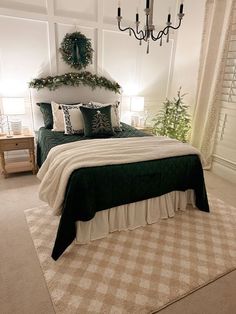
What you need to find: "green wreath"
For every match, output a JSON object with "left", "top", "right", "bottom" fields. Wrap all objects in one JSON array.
[{"left": 59, "top": 32, "right": 93, "bottom": 70}]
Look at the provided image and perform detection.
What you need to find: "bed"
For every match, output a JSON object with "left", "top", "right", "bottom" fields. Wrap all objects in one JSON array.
[
  {"left": 32, "top": 87, "right": 209, "bottom": 261},
  {"left": 36, "top": 124, "right": 209, "bottom": 261}
]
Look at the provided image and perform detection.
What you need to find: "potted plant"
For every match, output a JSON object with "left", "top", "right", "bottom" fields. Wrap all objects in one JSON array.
[{"left": 152, "top": 88, "right": 191, "bottom": 142}]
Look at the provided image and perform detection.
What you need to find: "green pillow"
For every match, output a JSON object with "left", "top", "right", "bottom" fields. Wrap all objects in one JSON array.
[
  {"left": 36, "top": 103, "right": 53, "bottom": 129},
  {"left": 80, "top": 105, "right": 115, "bottom": 138}
]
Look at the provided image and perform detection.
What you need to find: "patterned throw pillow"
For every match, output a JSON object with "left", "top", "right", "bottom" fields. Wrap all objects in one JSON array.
[
  {"left": 80, "top": 105, "right": 115, "bottom": 138},
  {"left": 62, "top": 104, "right": 84, "bottom": 134},
  {"left": 36, "top": 103, "right": 53, "bottom": 129},
  {"left": 51, "top": 101, "right": 83, "bottom": 132},
  {"left": 88, "top": 101, "right": 121, "bottom": 131}
]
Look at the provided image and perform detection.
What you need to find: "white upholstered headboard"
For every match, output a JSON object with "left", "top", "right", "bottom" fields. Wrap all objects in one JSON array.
[{"left": 31, "top": 86, "right": 121, "bottom": 130}]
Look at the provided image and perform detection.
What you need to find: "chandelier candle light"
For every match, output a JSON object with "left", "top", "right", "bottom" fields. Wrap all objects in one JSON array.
[{"left": 117, "top": 0, "right": 184, "bottom": 53}]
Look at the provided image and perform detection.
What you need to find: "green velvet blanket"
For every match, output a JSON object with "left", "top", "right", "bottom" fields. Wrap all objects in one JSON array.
[{"left": 37, "top": 123, "right": 209, "bottom": 260}]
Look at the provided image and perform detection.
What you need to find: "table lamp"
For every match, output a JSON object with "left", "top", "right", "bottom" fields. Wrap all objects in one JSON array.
[
  {"left": 2, "top": 98, "right": 25, "bottom": 135},
  {"left": 130, "top": 96, "right": 144, "bottom": 127}
]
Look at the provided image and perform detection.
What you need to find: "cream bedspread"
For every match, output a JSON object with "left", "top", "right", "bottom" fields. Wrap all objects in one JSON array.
[{"left": 37, "top": 136, "right": 201, "bottom": 215}]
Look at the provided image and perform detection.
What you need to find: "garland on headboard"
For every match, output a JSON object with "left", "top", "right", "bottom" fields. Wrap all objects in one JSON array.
[{"left": 29, "top": 71, "right": 121, "bottom": 94}]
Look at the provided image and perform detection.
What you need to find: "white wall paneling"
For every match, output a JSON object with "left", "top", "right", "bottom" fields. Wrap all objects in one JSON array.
[
  {"left": 0, "top": 0, "right": 47, "bottom": 14},
  {"left": 0, "top": 0, "right": 206, "bottom": 127},
  {"left": 0, "top": 13, "right": 50, "bottom": 142},
  {"left": 0, "top": 15, "right": 50, "bottom": 93},
  {"left": 170, "top": 0, "right": 207, "bottom": 110},
  {"left": 103, "top": 30, "right": 139, "bottom": 94},
  {"left": 55, "top": 0, "right": 97, "bottom": 22},
  {"left": 46, "top": 0, "right": 57, "bottom": 75},
  {"left": 103, "top": 0, "right": 179, "bottom": 107}
]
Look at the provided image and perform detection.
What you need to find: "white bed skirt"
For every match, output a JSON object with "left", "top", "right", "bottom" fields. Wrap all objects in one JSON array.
[{"left": 75, "top": 189, "right": 195, "bottom": 244}]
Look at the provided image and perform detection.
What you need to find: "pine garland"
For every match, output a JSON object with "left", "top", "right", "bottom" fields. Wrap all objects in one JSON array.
[
  {"left": 152, "top": 89, "right": 191, "bottom": 142},
  {"left": 29, "top": 71, "right": 121, "bottom": 94}
]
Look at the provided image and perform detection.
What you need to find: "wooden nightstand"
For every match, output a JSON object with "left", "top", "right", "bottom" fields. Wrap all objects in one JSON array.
[{"left": 0, "top": 135, "right": 37, "bottom": 178}]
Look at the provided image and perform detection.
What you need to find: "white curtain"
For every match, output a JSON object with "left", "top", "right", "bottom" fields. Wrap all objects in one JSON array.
[{"left": 191, "top": 0, "right": 234, "bottom": 168}]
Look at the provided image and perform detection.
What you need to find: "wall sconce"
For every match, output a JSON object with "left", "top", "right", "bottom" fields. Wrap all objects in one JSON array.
[{"left": 2, "top": 98, "right": 25, "bottom": 135}]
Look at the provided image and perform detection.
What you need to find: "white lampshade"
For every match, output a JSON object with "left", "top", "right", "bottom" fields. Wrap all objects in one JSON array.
[
  {"left": 2, "top": 98, "right": 25, "bottom": 115},
  {"left": 130, "top": 96, "right": 144, "bottom": 112}
]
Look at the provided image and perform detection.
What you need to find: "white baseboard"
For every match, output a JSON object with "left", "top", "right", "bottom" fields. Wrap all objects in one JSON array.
[{"left": 212, "top": 155, "right": 236, "bottom": 184}]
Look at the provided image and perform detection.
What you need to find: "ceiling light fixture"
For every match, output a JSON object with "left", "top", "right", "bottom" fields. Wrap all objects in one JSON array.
[{"left": 117, "top": 0, "right": 185, "bottom": 54}]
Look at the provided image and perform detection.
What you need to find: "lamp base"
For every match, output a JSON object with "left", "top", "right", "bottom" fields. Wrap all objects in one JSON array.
[
  {"left": 131, "top": 115, "right": 140, "bottom": 127},
  {"left": 11, "top": 120, "right": 22, "bottom": 135}
]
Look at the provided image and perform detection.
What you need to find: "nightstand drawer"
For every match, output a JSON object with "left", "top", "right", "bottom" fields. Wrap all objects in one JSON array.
[{"left": 0, "top": 139, "right": 33, "bottom": 151}]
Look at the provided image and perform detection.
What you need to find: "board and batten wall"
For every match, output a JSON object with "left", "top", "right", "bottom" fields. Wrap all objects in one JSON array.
[{"left": 0, "top": 0, "right": 206, "bottom": 126}]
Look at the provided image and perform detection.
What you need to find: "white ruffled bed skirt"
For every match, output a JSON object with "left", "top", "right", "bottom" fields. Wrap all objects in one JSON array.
[{"left": 75, "top": 189, "right": 195, "bottom": 244}]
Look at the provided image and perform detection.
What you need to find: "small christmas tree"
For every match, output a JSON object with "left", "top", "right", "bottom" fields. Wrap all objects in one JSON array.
[
  {"left": 152, "top": 88, "right": 191, "bottom": 142},
  {"left": 92, "top": 110, "right": 111, "bottom": 134}
]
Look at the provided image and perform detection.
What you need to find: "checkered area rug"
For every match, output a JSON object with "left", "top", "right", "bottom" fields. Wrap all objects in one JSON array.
[{"left": 24, "top": 195, "right": 236, "bottom": 314}]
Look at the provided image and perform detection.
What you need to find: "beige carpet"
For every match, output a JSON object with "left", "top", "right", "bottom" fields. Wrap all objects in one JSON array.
[{"left": 24, "top": 195, "right": 236, "bottom": 314}]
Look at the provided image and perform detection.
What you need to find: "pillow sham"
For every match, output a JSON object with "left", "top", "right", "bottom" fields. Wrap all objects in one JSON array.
[
  {"left": 62, "top": 104, "right": 84, "bottom": 135},
  {"left": 80, "top": 105, "right": 114, "bottom": 138},
  {"left": 89, "top": 101, "right": 121, "bottom": 131},
  {"left": 36, "top": 103, "right": 53, "bottom": 129}
]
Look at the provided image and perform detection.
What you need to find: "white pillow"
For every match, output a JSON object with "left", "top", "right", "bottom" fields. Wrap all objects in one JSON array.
[
  {"left": 51, "top": 101, "right": 65, "bottom": 131},
  {"left": 62, "top": 104, "right": 84, "bottom": 134},
  {"left": 89, "top": 101, "right": 121, "bottom": 130}
]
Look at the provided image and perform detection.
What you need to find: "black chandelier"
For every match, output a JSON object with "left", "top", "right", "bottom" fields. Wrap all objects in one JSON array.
[{"left": 117, "top": 0, "right": 184, "bottom": 54}]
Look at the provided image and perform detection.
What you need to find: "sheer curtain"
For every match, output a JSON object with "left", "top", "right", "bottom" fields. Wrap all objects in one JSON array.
[{"left": 191, "top": 0, "right": 233, "bottom": 168}]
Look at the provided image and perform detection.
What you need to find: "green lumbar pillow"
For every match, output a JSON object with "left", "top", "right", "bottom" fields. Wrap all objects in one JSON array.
[{"left": 80, "top": 105, "right": 115, "bottom": 138}]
